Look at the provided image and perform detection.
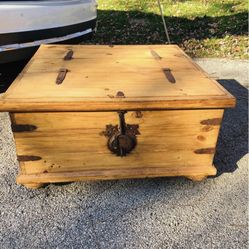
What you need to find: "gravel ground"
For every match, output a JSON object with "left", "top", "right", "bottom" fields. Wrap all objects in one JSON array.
[{"left": 0, "top": 59, "right": 248, "bottom": 249}]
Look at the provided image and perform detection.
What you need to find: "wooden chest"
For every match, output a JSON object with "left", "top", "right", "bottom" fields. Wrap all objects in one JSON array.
[{"left": 0, "top": 45, "right": 235, "bottom": 189}]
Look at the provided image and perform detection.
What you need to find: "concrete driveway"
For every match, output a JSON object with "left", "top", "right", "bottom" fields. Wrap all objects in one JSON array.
[{"left": 0, "top": 59, "right": 248, "bottom": 249}]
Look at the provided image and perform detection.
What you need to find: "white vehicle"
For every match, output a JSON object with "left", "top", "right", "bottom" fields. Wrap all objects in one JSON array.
[{"left": 0, "top": 0, "right": 97, "bottom": 63}]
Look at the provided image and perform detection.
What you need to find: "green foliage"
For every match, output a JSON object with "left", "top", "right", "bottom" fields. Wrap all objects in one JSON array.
[{"left": 84, "top": 0, "right": 248, "bottom": 58}]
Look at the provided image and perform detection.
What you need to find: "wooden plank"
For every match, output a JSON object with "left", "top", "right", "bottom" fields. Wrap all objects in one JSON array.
[
  {"left": 1, "top": 98, "right": 235, "bottom": 112},
  {"left": 3, "top": 72, "right": 227, "bottom": 98},
  {"left": 0, "top": 45, "right": 235, "bottom": 112},
  {"left": 34, "top": 44, "right": 184, "bottom": 59},
  {"left": 16, "top": 165, "right": 217, "bottom": 184},
  {"left": 17, "top": 58, "right": 202, "bottom": 74},
  {"left": 12, "top": 110, "right": 223, "bottom": 183}
]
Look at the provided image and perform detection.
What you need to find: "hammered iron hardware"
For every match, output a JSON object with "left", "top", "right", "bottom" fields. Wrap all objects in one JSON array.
[
  {"left": 56, "top": 68, "right": 68, "bottom": 84},
  {"left": 163, "top": 68, "right": 176, "bottom": 83},
  {"left": 64, "top": 49, "right": 73, "bottom": 60},
  {"left": 104, "top": 111, "right": 140, "bottom": 157},
  {"left": 150, "top": 49, "right": 176, "bottom": 84}
]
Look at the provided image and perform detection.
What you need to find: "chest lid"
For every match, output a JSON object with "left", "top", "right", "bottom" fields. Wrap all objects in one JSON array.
[{"left": 0, "top": 45, "right": 235, "bottom": 112}]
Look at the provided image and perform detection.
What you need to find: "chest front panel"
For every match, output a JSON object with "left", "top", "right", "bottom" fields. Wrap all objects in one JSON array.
[{"left": 12, "top": 109, "right": 223, "bottom": 184}]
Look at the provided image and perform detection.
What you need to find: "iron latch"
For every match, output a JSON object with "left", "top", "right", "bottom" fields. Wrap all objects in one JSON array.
[{"left": 103, "top": 111, "right": 140, "bottom": 157}]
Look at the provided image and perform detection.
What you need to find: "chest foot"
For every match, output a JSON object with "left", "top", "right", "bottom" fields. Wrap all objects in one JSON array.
[
  {"left": 22, "top": 183, "right": 45, "bottom": 189},
  {"left": 186, "top": 175, "right": 207, "bottom": 182}
]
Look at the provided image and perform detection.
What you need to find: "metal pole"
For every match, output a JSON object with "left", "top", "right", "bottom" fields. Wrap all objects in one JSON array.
[{"left": 157, "top": 0, "right": 171, "bottom": 44}]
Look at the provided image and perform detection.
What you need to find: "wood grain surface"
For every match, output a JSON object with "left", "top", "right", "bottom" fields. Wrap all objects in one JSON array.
[
  {"left": 0, "top": 45, "right": 235, "bottom": 112},
  {"left": 11, "top": 109, "right": 223, "bottom": 185}
]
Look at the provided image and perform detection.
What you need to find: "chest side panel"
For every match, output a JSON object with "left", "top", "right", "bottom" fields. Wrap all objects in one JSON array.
[{"left": 11, "top": 109, "right": 223, "bottom": 184}]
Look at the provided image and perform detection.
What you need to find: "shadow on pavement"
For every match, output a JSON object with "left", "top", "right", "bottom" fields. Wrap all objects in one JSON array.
[
  {"left": 0, "top": 60, "right": 28, "bottom": 93},
  {"left": 214, "top": 79, "right": 248, "bottom": 176}
]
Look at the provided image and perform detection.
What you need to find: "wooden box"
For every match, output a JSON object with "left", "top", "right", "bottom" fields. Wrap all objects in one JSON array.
[{"left": 0, "top": 45, "right": 235, "bottom": 189}]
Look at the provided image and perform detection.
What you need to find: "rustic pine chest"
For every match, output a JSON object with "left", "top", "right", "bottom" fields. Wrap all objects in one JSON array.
[{"left": 0, "top": 45, "right": 235, "bottom": 189}]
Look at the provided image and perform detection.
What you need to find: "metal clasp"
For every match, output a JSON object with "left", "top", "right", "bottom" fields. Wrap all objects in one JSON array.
[{"left": 103, "top": 111, "right": 140, "bottom": 157}]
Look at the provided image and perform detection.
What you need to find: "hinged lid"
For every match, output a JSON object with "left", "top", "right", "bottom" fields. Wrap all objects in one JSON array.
[{"left": 0, "top": 45, "right": 235, "bottom": 112}]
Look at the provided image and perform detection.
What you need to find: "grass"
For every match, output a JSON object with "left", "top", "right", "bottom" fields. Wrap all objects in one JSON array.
[{"left": 85, "top": 0, "right": 248, "bottom": 58}]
